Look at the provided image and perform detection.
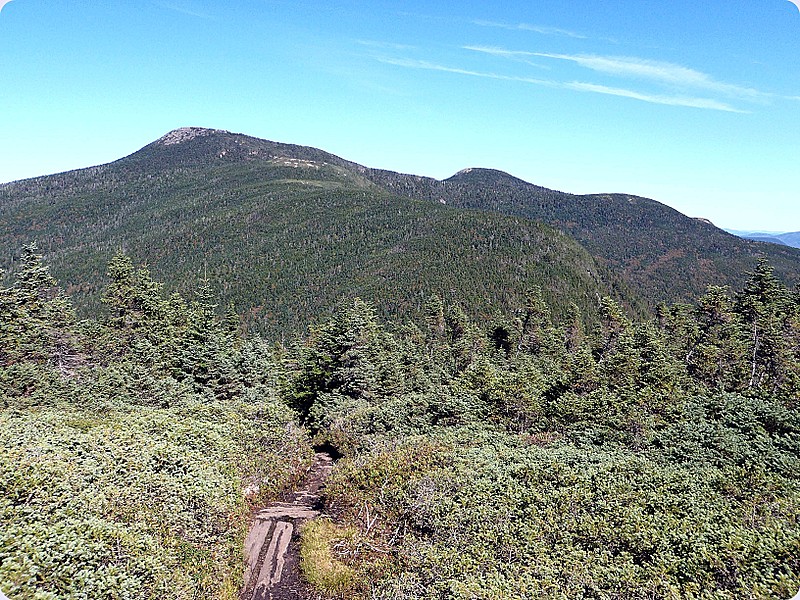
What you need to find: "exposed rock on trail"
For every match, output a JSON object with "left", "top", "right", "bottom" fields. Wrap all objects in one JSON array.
[{"left": 241, "top": 452, "right": 334, "bottom": 600}]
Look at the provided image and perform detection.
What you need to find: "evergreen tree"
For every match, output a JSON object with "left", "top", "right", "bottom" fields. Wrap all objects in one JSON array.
[
  {"left": 177, "top": 279, "right": 238, "bottom": 397},
  {"left": 735, "top": 259, "right": 799, "bottom": 400},
  {"left": 515, "top": 287, "right": 552, "bottom": 355},
  {"left": 101, "top": 252, "right": 165, "bottom": 335},
  {"left": 0, "top": 243, "right": 76, "bottom": 367}
]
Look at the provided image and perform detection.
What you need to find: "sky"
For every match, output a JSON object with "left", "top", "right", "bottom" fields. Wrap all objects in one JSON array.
[{"left": 1, "top": 0, "right": 799, "bottom": 231}]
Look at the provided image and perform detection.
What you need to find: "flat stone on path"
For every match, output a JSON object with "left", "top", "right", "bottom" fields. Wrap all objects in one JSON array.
[
  {"left": 244, "top": 519, "right": 274, "bottom": 587},
  {"left": 256, "top": 505, "right": 320, "bottom": 520}
]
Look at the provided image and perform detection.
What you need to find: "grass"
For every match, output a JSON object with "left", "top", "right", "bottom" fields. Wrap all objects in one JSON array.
[{"left": 299, "top": 519, "right": 358, "bottom": 598}]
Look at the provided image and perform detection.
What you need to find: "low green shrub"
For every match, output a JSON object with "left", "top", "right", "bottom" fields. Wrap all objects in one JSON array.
[{"left": 0, "top": 394, "right": 310, "bottom": 599}]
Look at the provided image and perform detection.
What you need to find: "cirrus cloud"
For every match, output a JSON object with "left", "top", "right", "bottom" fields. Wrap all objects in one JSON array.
[
  {"left": 563, "top": 81, "right": 745, "bottom": 112},
  {"left": 377, "top": 56, "right": 744, "bottom": 112},
  {"left": 472, "top": 19, "right": 587, "bottom": 40},
  {"left": 531, "top": 52, "right": 765, "bottom": 100},
  {"left": 462, "top": 45, "right": 772, "bottom": 109}
]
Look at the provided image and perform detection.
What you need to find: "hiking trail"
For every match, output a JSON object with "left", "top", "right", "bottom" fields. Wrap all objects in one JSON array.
[{"left": 241, "top": 452, "right": 334, "bottom": 600}]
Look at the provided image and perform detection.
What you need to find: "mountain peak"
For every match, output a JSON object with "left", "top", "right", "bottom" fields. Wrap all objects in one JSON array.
[
  {"left": 446, "top": 167, "right": 534, "bottom": 189},
  {"left": 155, "top": 127, "right": 228, "bottom": 146},
  {"left": 450, "top": 167, "right": 513, "bottom": 179},
  {"left": 130, "top": 127, "right": 357, "bottom": 173}
]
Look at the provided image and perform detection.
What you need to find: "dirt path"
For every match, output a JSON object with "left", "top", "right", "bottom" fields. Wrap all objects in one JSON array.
[{"left": 241, "top": 452, "right": 334, "bottom": 600}]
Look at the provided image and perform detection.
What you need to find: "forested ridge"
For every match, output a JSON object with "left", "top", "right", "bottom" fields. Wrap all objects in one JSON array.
[
  {"left": 0, "top": 130, "right": 636, "bottom": 336},
  {"left": 1, "top": 246, "right": 798, "bottom": 599},
  {"left": 366, "top": 166, "right": 800, "bottom": 305},
  {"left": 2, "top": 127, "right": 799, "bottom": 335}
]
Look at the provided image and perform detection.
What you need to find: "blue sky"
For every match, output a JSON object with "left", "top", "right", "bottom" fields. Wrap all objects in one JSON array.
[{"left": 1, "top": 0, "right": 798, "bottom": 230}]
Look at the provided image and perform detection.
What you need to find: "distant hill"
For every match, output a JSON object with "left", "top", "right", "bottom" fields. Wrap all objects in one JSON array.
[
  {"left": 777, "top": 231, "right": 800, "bottom": 248},
  {"left": 2, "top": 127, "right": 798, "bottom": 332},
  {"left": 362, "top": 168, "right": 800, "bottom": 304},
  {"left": 744, "top": 235, "right": 788, "bottom": 246},
  {"left": 726, "top": 229, "right": 800, "bottom": 249},
  {"left": 0, "top": 128, "right": 636, "bottom": 334}
]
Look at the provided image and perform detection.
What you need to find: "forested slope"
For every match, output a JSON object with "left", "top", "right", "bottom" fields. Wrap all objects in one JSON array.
[
  {"left": 5, "top": 127, "right": 798, "bottom": 335},
  {"left": 0, "top": 128, "right": 636, "bottom": 335},
  {"left": 364, "top": 166, "right": 800, "bottom": 305}
]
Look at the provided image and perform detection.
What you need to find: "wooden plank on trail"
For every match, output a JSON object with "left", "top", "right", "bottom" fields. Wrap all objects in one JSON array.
[
  {"left": 251, "top": 521, "right": 293, "bottom": 600},
  {"left": 243, "top": 519, "right": 273, "bottom": 589},
  {"left": 256, "top": 505, "right": 319, "bottom": 520}
]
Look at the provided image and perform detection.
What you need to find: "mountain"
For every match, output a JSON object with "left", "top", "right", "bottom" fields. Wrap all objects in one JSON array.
[
  {"left": 2, "top": 127, "right": 798, "bottom": 332},
  {"left": 0, "top": 128, "right": 636, "bottom": 334},
  {"left": 777, "top": 231, "right": 800, "bottom": 249},
  {"left": 726, "top": 229, "right": 800, "bottom": 249},
  {"left": 361, "top": 168, "right": 800, "bottom": 304},
  {"left": 743, "top": 235, "right": 788, "bottom": 246}
]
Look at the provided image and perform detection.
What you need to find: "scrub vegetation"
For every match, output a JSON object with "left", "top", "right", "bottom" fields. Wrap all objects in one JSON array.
[
  {"left": 0, "top": 245, "right": 312, "bottom": 599},
  {"left": 1, "top": 246, "right": 798, "bottom": 598}
]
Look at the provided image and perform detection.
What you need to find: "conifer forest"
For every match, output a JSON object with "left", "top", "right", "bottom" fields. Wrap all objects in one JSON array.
[{"left": 1, "top": 242, "right": 798, "bottom": 599}]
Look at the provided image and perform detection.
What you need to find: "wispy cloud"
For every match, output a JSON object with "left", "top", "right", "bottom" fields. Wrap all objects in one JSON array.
[
  {"left": 564, "top": 82, "right": 745, "bottom": 112},
  {"left": 463, "top": 45, "right": 550, "bottom": 70},
  {"left": 473, "top": 19, "right": 586, "bottom": 39},
  {"left": 463, "top": 45, "right": 772, "bottom": 109},
  {"left": 534, "top": 53, "right": 764, "bottom": 100},
  {"left": 464, "top": 45, "right": 535, "bottom": 60},
  {"left": 356, "top": 40, "right": 418, "bottom": 52},
  {"left": 155, "top": 1, "right": 213, "bottom": 19},
  {"left": 379, "top": 56, "right": 743, "bottom": 112},
  {"left": 376, "top": 57, "right": 553, "bottom": 86}
]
